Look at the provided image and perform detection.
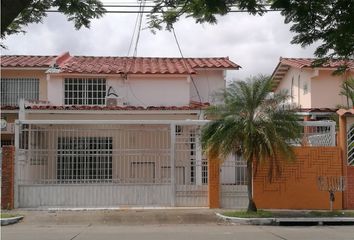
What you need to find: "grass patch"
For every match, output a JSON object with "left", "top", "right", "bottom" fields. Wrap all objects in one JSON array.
[
  {"left": 306, "top": 211, "right": 354, "bottom": 218},
  {"left": 1, "top": 213, "right": 19, "bottom": 219},
  {"left": 222, "top": 210, "right": 273, "bottom": 218}
]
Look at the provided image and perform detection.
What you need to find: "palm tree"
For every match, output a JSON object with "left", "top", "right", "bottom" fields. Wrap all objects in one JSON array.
[
  {"left": 339, "top": 77, "right": 354, "bottom": 109},
  {"left": 201, "top": 75, "right": 301, "bottom": 212}
]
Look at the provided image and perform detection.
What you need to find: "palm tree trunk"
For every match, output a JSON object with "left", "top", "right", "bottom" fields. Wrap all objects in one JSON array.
[{"left": 246, "top": 160, "right": 257, "bottom": 212}]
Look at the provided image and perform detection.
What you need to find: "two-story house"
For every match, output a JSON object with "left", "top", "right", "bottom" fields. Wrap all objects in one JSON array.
[
  {"left": 271, "top": 58, "right": 354, "bottom": 120},
  {"left": 1, "top": 53, "right": 246, "bottom": 209}
]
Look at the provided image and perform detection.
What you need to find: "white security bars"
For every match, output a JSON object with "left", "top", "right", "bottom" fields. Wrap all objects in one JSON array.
[
  {"left": 64, "top": 78, "right": 106, "bottom": 105},
  {"left": 347, "top": 125, "right": 354, "bottom": 166},
  {"left": 0, "top": 78, "right": 39, "bottom": 106},
  {"left": 15, "top": 120, "right": 214, "bottom": 207}
]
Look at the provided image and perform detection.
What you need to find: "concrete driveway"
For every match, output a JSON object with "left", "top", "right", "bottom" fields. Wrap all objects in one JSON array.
[{"left": 2, "top": 209, "right": 354, "bottom": 240}]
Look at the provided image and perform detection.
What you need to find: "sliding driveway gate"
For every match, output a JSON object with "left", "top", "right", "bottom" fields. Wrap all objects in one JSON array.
[
  {"left": 15, "top": 120, "right": 333, "bottom": 209},
  {"left": 14, "top": 120, "right": 249, "bottom": 208}
]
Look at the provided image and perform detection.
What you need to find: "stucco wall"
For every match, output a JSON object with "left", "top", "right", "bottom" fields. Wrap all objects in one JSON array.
[
  {"left": 1, "top": 69, "right": 48, "bottom": 101},
  {"left": 46, "top": 75, "right": 191, "bottom": 107},
  {"left": 311, "top": 70, "right": 351, "bottom": 108},
  {"left": 275, "top": 68, "right": 312, "bottom": 108},
  {"left": 125, "top": 76, "right": 190, "bottom": 106},
  {"left": 190, "top": 70, "right": 225, "bottom": 104}
]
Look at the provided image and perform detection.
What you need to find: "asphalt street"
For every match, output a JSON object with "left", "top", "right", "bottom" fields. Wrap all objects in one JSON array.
[
  {"left": 1, "top": 209, "right": 354, "bottom": 240},
  {"left": 3, "top": 224, "right": 354, "bottom": 240}
]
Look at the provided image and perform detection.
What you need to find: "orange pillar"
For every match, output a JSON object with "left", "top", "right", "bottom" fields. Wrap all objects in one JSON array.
[
  {"left": 208, "top": 154, "right": 220, "bottom": 208},
  {"left": 1, "top": 146, "right": 15, "bottom": 209},
  {"left": 338, "top": 114, "right": 348, "bottom": 209}
]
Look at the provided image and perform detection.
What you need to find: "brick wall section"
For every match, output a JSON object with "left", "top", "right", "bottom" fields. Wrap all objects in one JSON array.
[
  {"left": 1, "top": 146, "right": 15, "bottom": 209},
  {"left": 208, "top": 155, "right": 220, "bottom": 208},
  {"left": 346, "top": 166, "right": 354, "bottom": 209},
  {"left": 254, "top": 147, "right": 343, "bottom": 210}
]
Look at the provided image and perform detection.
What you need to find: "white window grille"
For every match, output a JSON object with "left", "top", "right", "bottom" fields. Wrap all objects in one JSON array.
[
  {"left": 64, "top": 78, "right": 106, "bottom": 105},
  {"left": 57, "top": 137, "right": 113, "bottom": 182},
  {"left": 0, "top": 78, "right": 39, "bottom": 105}
]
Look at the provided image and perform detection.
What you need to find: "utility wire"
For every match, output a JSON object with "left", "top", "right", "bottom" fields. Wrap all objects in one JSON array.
[
  {"left": 133, "top": 0, "right": 145, "bottom": 56},
  {"left": 171, "top": 27, "right": 203, "bottom": 118}
]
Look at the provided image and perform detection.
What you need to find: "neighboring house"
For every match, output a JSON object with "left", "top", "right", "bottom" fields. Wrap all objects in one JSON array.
[
  {"left": 1, "top": 53, "right": 247, "bottom": 209},
  {"left": 271, "top": 58, "right": 354, "bottom": 119}
]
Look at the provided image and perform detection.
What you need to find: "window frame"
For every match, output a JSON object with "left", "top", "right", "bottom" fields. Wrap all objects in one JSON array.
[
  {"left": 63, "top": 78, "right": 107, "bottom": 106},
  {"left": 0, "top": 78, "right": 39, "bottom": 106}
]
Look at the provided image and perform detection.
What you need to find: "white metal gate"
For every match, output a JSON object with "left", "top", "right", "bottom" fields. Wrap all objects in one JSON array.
[
  {"left": 347, "top": 124, "right": 354, "bottom": 166},
  {"left": 15, "top": 120, "right": 209, "bottom": 208},
  {"left": 220, "top": 154, "right": 248, "bottom": 209}
]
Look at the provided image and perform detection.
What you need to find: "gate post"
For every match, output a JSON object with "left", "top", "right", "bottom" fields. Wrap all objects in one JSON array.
[
  {"left": 208, "top": 153, "right": 220, "bottom": 208},
  {"left": 170, "top": 123, "right": 176, "bottom": 207},
  {"left": 1, "top": 146, "right": 15, "bottom": 209}
]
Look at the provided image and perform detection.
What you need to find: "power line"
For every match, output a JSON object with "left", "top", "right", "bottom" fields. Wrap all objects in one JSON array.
[{"left": 171, "top": 27, "right": 203, "bottom": 118}]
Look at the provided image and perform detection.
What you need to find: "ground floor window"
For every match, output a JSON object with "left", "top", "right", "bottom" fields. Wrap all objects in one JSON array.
[{"left": 57, "top": 137, "right": 112, "bottom": 182}]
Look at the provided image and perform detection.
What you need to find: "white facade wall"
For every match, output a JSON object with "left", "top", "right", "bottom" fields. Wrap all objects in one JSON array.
[
  {"left": 46, "top": 70, "right": 226, "bottom": 107},
  {"left": 123, "top": 76, "right": 190, "bottom": 106},
  {"left": 190, "top": 70, "right": 225, "bottom": 104},
  {"left": 46, "top": 75, "right": 190, "bottom": 106},
  {"left": 47, "top": 75, "right": 64, "bottom": 105}
]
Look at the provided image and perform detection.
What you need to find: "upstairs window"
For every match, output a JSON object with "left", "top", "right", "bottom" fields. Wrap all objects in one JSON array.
[
  {"left": 1, "top": 78, "right": 39, "bottom": 106},
  {"left": 64, "top": 78, "right": 106, "bottom": 105}
]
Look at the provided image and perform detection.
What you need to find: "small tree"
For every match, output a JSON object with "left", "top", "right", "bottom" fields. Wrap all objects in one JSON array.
[{"left": 201, "top": 75, "right": 301, "bottom": 212}]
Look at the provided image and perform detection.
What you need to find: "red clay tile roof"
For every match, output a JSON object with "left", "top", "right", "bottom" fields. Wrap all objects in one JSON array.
[
  {"left": 0, "top": 105, "right": 19, "bottom": 110},
  {"left": 271, "top": 57, "right": 354, "bottom": 91},
  {"left": 22, "top": 103, "right": 210, "bottom": 111},
  {"left": 1, "top": 53, "right": 240, "bottom": 74},
  {"left": 1, "top": 55, "right": 56, "bottom": 68},
  {"left": 59, "top": 56, "right": 239, "bottom": 74},
  {"left": 280, "top": 58, "right": 354, "bottom": 69}
]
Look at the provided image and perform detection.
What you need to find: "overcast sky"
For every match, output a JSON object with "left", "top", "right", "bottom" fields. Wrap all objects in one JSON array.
[{"left": 1, "top": 6, "right": 319, "bottom": 81}]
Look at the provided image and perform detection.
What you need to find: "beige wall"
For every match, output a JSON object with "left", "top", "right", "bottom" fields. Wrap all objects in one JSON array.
[
  {"left": 1, "top": 69, "right": 48, "bottom": 101},
  {"left": 276, "top": 67, "right": 354, "bottom": 109},
  {"left": 311, "top": 70, "right": 352, "bottom": 108},
  {"left": 275, "top": 68, "right": 312, "bottom": 108}
]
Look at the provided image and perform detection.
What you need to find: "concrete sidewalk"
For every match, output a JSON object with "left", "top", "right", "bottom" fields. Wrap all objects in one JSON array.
[{"left": 7, "top": 208, "right": 221, "bottom": 226}]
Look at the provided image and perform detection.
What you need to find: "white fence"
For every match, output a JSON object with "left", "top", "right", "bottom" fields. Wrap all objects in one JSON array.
[
  {"left": 14, "top": 119, "right": 334, "bottom": 209},
  {"left": 298, "top": 121, "right": 336, "bottom": 147},
  {"left": 15, "top": 120, "right": 248, "bottom": 208}
]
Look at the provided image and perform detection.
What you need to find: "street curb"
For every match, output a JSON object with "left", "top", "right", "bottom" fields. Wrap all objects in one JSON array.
[
  {"left": 216, "top": 213, "right": 275, "bottom": 225},
  {"left": 1, "top": 216, "right": 24, "bottom": 226},
  {"left": 216, "top": 213, "right": 354, "bottom": 226}
]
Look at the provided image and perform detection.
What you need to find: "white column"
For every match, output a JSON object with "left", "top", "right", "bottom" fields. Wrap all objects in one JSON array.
[
  {"left": 195, "top": 128, "right": 203, "bottom": 185},
  {"left": 170, "top": 124, "right": 176, "bottom": 206},
  {"left": 14, "top": 121, "right": 20, "bottom": 208}
]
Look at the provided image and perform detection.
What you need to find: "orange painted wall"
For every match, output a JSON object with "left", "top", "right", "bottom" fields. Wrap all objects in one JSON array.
[
  {"left": 254, "top": 147, "right": 343, "bottom": 210},
  {"left": 345, "top": 166, "right": 354, "bottom": 209}
]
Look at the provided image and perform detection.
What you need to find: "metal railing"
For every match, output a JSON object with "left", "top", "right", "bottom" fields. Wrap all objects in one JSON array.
[{"left": 297, "top": 121, "right": 336, "bottom": 147}]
